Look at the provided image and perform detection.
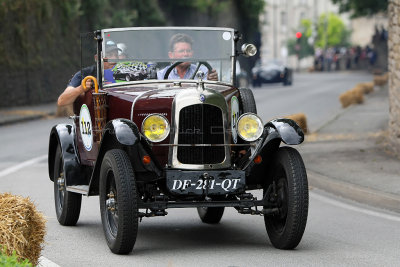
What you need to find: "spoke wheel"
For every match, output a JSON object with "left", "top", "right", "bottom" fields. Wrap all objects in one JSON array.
[
  {"left": 53, "top": 145, "right": 82, "bottom": 226},
  {"left": 264, "top": 147, "right": 308, "bottom": 249},
  {"left": 100, "top": 149, "right": 138, "bottom": 254},
  {"left": 197, "top": 207, "right": 225, "bottom": 224}
]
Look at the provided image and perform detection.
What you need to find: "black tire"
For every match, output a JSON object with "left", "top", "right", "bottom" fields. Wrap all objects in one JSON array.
[
  {"left": 125, "top": 75, "right": 131, "bottom": 81},
  {"left": 197, "top": 207, "right": 225, "bottom": 224},
  {"left": 53, "top": 145, "right": 82, "bottom": 226},
  {"left": 239, "top": 88, "right": 257, "bottom": 114},
  {"left": 264, "top": 147, "right": 308, "bottom": 249},
  {"left": 283, "top": 70, "right": 293, "bottom": 86},
  {"left": 100, "top": 149, "right": 138, "bottom": 254}
]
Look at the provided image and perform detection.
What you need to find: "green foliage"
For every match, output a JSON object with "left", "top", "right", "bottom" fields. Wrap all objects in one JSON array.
[
  {"left": 287, "top": 14, "right": 350, "bottom": 57},
  {"left": 79, "top": 0, "right": 165, "bottom": 30},
  {"left": 287, "top": 37, "right": 314, "bottom": 59},
  {"left": 161, "top": 0, "right": 229, "bottom": 15},
  {"left": 315, "top": 13, "right": 350, "bottom": 48},
  {"left": 0, "top": 247, "right": 32, "bottom": 267},
  {"left": 287, "top": 19, "right": 314, "bottom": 58},
  {"left": 331, "top": 0, "right": 388, "bottom": 17},
  {"left": 235, "top": 0, "right": 265, "bottom": 38}
]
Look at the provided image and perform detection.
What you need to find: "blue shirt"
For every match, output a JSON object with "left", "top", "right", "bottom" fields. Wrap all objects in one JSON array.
[
  {"left": 157, "top": 64, "right": 209, "bottom": 80},
  {"left": 68, "top": 66, "right": 115, "bottom": 87}
]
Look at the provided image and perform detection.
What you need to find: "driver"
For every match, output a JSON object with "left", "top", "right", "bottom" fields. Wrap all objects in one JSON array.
[{"left": 157, "top": 33, "right": 218, "bottom": 81}]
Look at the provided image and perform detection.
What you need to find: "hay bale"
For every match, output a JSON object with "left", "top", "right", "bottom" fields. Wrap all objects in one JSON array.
[
  {"left": 339, "top": 90, "right": 354, "bottom": 108},
  {"left": 0, "top": 193, "right": 46, "bottom": 266},
  {"left": 55, "top": 103, "right": 74, "bottom": 117},
  {"left": 373, "top": 74, "right": 388, "bottom": 86},
  {"left": 339, "top": 87, "right": 364, "bottom": 108},
  {"left": 355, "top": 82, "right": 374, "bottom": 94},
  {"left": 284, "top": 113, "right": 308, "bottom": 134},
  {"left": 352, "top": 86, "right": 364, "bottom": 104}
]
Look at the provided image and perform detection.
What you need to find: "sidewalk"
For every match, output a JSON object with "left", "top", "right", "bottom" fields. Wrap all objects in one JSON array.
[
  {"left": 0, "top": 102, "right": 57, "bottom": 126},
  {"left": 298, "top": 86, "right": 400, "bottom": 213},
  {"left": 0, "top": 89, "right": 399, "bottom": 213}
]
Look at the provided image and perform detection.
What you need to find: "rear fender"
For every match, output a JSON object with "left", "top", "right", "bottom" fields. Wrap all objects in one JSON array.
[
  {"left": 88, "top": 119, "right": 161, "bottom": 196},
  {"left": 48, "top": 124, "right": 85, "bottom": 185}
]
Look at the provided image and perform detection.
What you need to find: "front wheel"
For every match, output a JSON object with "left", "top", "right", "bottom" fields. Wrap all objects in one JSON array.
[
  {"left": 197, "top": 207, "right": 225, "bottom": 224},
  {"left": 100, "top": 149, "right": 138, "bottom": 254},
  {"left": 53, "top": 145, "right": 82, "bottom": 226},
  {"left": 264, "top": 147, "right": 308, "bottom": 249}
]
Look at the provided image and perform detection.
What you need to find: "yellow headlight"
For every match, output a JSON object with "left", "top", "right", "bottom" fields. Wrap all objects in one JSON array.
[
  {"left": 237, "top": 113, "right": 263, "bottom": 141},
  {"left": 142, "top": 114, "right": 170, "bottom": 142}
]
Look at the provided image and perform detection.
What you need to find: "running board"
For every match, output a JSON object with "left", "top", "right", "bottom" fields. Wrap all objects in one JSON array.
[{"left": 67, "top": 185, "right": 89, "bottom": 195}]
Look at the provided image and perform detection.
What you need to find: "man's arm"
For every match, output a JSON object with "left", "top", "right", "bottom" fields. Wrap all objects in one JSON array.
[
  {"left": 57, "top": 85, "right": 85, "bottom": 106},
  {"left": 58, "top": 79, "right": 93, "bottom": 106},
  {"left": 58, "top": 70, "right": 93, "bottom": 106}
]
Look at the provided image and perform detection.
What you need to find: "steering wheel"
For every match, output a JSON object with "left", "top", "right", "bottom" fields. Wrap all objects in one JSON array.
[{"left": 163, "top": 61, "right": 213, "bottom": 80}]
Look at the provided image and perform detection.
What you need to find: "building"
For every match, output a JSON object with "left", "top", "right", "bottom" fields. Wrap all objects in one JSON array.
[{"left": 259, "top": 0, "right": 349, "bottom": 67}]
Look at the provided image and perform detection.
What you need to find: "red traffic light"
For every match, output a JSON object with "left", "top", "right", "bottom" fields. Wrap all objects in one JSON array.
[{"left": 296, "top": 32, "right": 302, "bottom": 39}]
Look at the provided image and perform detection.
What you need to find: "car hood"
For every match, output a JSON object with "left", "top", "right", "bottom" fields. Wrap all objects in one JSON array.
[{"left": 105, "top": 81, "right": 237, "bottom": 124}]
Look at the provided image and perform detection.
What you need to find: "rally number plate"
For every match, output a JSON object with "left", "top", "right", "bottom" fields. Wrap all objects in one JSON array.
[{"left": 166, "top": 170, "right": 246, "bottom": 195}]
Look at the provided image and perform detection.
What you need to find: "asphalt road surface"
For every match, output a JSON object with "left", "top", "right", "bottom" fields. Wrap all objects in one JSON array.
[
  {"left": 1, "top": 72, "right": 399, "bottom": 266},
  {"left": 252, "top": 71, "right": 372, "bottom": 132}
]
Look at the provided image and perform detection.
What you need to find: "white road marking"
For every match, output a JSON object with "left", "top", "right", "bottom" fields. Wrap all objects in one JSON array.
[
  {"left": 0, "top": 154, "right": 47, "bottom": 178},
  {"left": 38, "top": 256, "right": 61, "bottom": 267},
  {"left": 311, "top": 191, "right": 400, "bottom": 222}
]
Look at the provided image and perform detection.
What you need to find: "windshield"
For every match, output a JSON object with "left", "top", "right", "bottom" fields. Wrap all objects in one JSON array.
[{"left": 81, "top": 27, "right": 236, "bottom": 87}]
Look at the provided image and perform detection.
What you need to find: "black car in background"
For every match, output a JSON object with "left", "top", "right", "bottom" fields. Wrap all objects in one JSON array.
[{"left": 252, "top": 59, "right": 293, "bottom": 87}]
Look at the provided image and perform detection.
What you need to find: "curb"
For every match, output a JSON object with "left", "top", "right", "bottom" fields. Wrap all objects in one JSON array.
[
  {"left": 308, "top": 170, "right": 400, "bottom": 214},
  {"left": 0, "top": 112, "right": 55, "bottom": 127}
]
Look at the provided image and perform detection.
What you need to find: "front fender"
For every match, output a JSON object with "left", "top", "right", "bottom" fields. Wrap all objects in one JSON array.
[
  {"left": 243, "top": 118, "right": 304, "bottom": 170},
  {"left": 266, "top": 118, "right": 304, "bottom": 145},
  {"left": 88, "top": 119, "right": 161, "bottom": 196},
  {"left": 242, "top": 118, "right": 304, "bottom": 185},
  {"left": 48, "top": 124, "right": 85, "bottom": 185}
]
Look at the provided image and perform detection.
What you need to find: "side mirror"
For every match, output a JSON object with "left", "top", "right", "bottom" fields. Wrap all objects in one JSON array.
[{"left": 241, "top": 44, "right": 257, "bottom": 57}]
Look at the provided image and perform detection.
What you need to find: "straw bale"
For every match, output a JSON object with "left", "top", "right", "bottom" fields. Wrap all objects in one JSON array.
[
  {"left": 373, "top": 74, "right": 388, "bottom": 86},
  {"left": 284, "top": 113, "right": 308, "bottom": 134},
  {"left": 355, "top": 82, "right": 374, "bottom": 94},
  {"left": 352, "top": 86, "right": 364, "bottom": 104},
  {"left": 339, "top": 87, "right": 364, "bottom": 108},
  {"left": 55, "top": 103, "right": 74, "bottom": 117},
  {"left": 0, "top": 193, "right": 46, "bottom": 266},
  {"left": 339, "top": 90, "right": 354, "bottom": 108}
]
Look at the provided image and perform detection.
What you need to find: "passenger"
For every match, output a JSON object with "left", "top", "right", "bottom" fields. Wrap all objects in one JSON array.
[
  {"left": 57, "top": 41, "right": 120, "bottom": 106},
  {"left": 157, "top": 33, "right": 218, "bottom": 81}
]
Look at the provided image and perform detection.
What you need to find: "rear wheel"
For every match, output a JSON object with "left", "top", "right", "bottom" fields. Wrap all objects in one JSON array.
[
  {"left": 100, "top": 149, "right": 138, "bottom": 254},
  {"left": 197, "top": 207, "right": 225, "bottom": 224},
  {"left": 53, "top": 145, "right": 82, "bottom": 226},
  {"left": 264, "top": 147, "right": 308, "bottom": 249}
]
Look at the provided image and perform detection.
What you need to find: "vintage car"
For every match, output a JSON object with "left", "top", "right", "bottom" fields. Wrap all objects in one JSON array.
[
  {"left": 251, "top": 59, "right": 293, "bottom": 87},
  {"left": 48, "top": 27, "right": 308, "bottom": 254}
]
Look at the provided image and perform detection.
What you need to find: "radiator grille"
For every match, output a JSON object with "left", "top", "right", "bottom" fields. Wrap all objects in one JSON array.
[{"left": 177, "top": 104, "right": 225, "bottom": 164}]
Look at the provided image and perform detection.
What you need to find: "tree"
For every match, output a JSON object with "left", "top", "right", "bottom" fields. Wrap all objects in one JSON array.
[
  {"left": 315, "top": 13, "right": 350, "bottom": 48},
  {"left": 331, "top": 0, "right": 388, "bottom": 17},
  {"left": 287, "top": 19, "right": 314, "bottom": 59}
]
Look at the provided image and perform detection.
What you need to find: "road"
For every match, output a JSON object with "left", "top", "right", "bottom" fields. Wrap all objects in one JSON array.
[
  {"left": 1, "top": 72, "right": 399, "bottom": 266},
  {"left": 252, "top": 71, "right": 372, "bottom": 132}
]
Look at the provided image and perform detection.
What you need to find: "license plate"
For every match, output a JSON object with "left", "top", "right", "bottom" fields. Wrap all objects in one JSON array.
[{"left": 166, "top": 170, "right": 246, "bottom": 195}]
